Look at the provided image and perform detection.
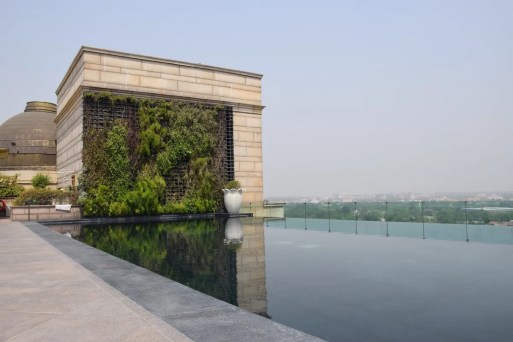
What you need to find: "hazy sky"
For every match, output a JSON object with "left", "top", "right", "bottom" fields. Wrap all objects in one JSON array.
[{"left": 1, "top": 0, "right": 511, "bottom": 198}]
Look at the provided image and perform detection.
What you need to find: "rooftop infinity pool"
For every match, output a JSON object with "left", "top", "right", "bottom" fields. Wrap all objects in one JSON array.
[{"left": 50, "top": 218, "right": 513, "bottom": 341}]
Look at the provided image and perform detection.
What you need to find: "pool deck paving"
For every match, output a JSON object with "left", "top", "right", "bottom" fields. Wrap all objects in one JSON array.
[
  {"left": 0, "top": 220, "right": 191, "bottom": 341},
  {"left": 0, "top": 220, "right": 322, "bottom": 342}
]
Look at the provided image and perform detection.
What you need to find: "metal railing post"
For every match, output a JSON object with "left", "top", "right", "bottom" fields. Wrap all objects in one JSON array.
[
  {"left": 304, "top": 202, "right": 307, "bottom": 230},
  {"left": 421, "top": 201, "right": 425, "bottom": 239},
  {"left": 385, "top": 201, "right": 389, "bottom": 237},
  {"left": 465, "top": 201, "right": 469, "bottom": 242},
  {"left": 354, "top": 201, "right": 358, "bottom": 234},
  {"left": 328, "top": 202, "right": 331, "bottom": 232}
]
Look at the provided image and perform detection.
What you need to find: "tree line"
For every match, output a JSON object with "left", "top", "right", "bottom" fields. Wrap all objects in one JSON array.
[{"left": 284, "top": 201, "right": 513, "bottom": 224}]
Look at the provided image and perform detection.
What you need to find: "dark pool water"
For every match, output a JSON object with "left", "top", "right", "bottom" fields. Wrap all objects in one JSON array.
[{"left": 51, "top": 218, "right": 513, "bottom": 341}]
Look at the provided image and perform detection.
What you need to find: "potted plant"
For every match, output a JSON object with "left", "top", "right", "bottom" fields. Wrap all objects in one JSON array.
[{"left": 222, "top": 180, "right": 242, "bottom": 214}]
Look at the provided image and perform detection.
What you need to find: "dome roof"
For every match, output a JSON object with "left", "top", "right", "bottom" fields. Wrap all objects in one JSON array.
[{"left": 0, "top": 101, "right": 56, "bottom": 155}]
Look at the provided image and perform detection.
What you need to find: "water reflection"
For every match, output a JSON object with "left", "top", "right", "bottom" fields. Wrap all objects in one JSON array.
[
  {"left": 51, "top": 224, "right": 82, "bottom": 238},
  {"left": 235, "top": 218, "right": 269, "bottom": 317},
  {"left": 51, "top": 218, "right": 268, "bottom": 317},
  {"left": 224, "top": 218, "right": 243, "bottom": 245},
  {"left": 266, "top": 218, "right": 513, "bottom": 244}
]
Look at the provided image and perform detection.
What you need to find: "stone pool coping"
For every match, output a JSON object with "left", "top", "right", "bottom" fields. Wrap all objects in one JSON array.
[
  {"left": 29, "top": 212, "right": 251, "bottom": 226},
  {"left": 21, "top": 221, "right": 323, "bottom": 341}
]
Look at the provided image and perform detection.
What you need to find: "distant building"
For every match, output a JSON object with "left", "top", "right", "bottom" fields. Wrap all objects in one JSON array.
[{"left": 0, "top": 101, "right": 57, "bottom": 187}]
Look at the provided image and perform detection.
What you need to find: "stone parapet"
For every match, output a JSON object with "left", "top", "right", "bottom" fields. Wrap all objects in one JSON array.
[
  {"left": 11, "top": 205, "right": 81, "bottom": 221},
  {"left": 240, "top": 203, "right": 285, "bottom": 218}
]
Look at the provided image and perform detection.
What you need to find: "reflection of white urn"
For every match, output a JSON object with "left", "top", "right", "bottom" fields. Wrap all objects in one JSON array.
[
  {"left": 222, "top": 188, "right": 243, "bottom": 214},
  {"left": 224, "top": 218, "right": 243, "bottom": 244}
]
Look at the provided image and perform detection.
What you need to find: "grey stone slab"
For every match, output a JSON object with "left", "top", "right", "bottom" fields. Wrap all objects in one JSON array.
[
  {"left": 90, "top": 264, "right": 177, "bottom": 291},
  {"left": 1, "top": 285, "right": 109, "bottom": 314},
  {"left": 0, "top": 310, "right": 60, "bottom": 340},
  {"left": 8, "top": 313, "right": 170, "bottom": 342},
  {"left": 63, "top": 294, "right": 137, "bottom": 318},
  {"left": 117, "top": 280, "right": 231, "bottom": 317},
  {"left": 0, "top": 268, "right": 88, "bottom": 289},
  {"left": 1, "top": 221, "right": 193, "bottom": 342},
  {"left": 104, "top": 285, "right": 193, "bottom": 342},
  {"left": 163, "top": 305, "right": 323, "bottom": 342},
  {"left": 122, "top": 326, "right": 184, "bottom": 342}
]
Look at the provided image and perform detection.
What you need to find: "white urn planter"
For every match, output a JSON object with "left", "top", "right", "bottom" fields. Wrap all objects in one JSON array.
[{"left": 222, "top": 188, "right": 243, "bottom": 214}]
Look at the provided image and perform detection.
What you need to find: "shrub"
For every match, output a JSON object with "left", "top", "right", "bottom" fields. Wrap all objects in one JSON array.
[
  {"left": 31, "top": 173, "right": 51, "bottom": 189},
  {"left": 116, "top": 165, "right": 166, "bottom": 216},
  {"left": 81, "top": 185, "right": 114, "bottom": 217},
  {"left": 224, "top": 180, "right": 241, "bottom": 189},
  {"left": 14, "top": 188, "right": 79, "bottom": 206},
  {"left": 0, "top": 173, "right": 24, "bottom": 197}
]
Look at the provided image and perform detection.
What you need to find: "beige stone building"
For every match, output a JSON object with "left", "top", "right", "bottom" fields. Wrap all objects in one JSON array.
[{"left": 56, "top": 47, "right": 264, "bottom": 206}]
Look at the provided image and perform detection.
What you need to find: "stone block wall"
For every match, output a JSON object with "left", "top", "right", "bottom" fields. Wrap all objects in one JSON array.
[
  {"left": 55, "top": 95, "right": 83, "bottom": 187},
  {"left": 233, "top": 112, "right": 263, "bottom": 203},
  {"left": 11, "top": 206, "right": 81, "bottom": 221},
  {"left": 0, "top": 169, "right": 57, "bottom": 188},
  {"left": 56, "top": 47, "right": 264, "bottom": 206}
]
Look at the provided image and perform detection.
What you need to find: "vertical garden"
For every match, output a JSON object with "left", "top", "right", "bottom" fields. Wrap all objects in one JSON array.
[{"left": 81, "top": 93, "right": 234, "bottom": 217}]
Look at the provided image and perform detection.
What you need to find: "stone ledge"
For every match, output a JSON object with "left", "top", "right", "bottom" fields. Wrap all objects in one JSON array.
[{"left": 11, "top": 205, "right": 81, "bottom": 221}]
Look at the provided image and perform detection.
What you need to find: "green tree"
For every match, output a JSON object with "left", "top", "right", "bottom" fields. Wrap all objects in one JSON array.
[
  {"left": 482, "top": 211, "right": 491, "bottom": 224},
  {"left": 0, "top": 173, "right": 23, "bottom": 197}
]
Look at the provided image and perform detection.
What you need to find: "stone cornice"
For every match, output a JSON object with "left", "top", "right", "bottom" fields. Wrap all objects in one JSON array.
[
  {"left": 54, "top": 88, "right": 82, "bottom": 124},
  {"left": 56, "top": 46, "right": 263, "bottom": 95}
]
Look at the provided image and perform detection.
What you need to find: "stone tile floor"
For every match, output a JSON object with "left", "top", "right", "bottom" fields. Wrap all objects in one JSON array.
[{"left": 0, "top": 220, "right": 191, "bottom": 341}]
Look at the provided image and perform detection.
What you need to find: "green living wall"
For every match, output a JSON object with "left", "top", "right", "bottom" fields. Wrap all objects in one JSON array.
[{"left": 81, "top": 93, "right": 232, "bottom": 217}]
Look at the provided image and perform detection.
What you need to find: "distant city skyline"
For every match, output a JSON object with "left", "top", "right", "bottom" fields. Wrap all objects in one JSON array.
[
  {"left": 1, "top": 0, "right": 512, "bottom": 198},
  {"left": 269, "top": 190, "right": 513, "bottom": 202}
]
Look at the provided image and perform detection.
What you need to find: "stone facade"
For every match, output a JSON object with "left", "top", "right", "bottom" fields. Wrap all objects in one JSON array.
[
  {"left": 56, "top": 47, "right": 264, "bottom": 204},
  {"left": 11, "top": 205, "right": 81, "bottom": 221}
]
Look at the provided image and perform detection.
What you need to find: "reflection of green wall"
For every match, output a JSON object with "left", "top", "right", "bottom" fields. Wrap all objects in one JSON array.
[
  {"left": 78, "top": 219, "right": 238, "bottom": 305},
  {"left": 75, "top": 218, "right": 269, "bottom": 316}
]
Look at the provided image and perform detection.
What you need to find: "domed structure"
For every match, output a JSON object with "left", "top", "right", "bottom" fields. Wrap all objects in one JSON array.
[{"left": 0, "top": 101, "right": 57, "bottom": 187}]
